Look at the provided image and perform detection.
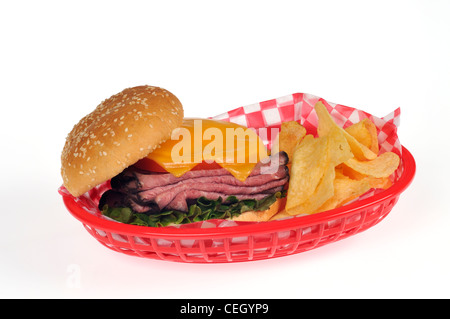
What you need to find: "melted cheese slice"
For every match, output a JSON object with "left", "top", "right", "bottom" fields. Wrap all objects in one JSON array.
[{"left": 144, "top": 118, "right": 268, "bottom": 181}]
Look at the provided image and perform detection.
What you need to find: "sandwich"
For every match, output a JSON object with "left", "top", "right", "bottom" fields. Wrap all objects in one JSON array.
[{"left": 61, "top": 85, "right": 289, "bottom": 227}]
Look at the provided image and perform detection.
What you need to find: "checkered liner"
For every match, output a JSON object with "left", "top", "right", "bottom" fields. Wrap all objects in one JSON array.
[
  {"left": 212, "top": 92, "right": 401, "bottom": 156},
  {"left": 59, "top": 92, "right": 402, "bottom": 232}
]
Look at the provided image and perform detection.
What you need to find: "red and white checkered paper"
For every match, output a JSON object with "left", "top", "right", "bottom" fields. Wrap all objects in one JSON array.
[
  {"left": 59, "top": 92, "right": 402, "bottom": 234},
  {"left": 212, "top": 92, "right": 401, "bottom": 156}
]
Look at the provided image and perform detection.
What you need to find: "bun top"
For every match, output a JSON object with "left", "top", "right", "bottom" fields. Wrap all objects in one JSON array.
[{"left": 61, "top": 85, "right": 184, "bottom": 197}]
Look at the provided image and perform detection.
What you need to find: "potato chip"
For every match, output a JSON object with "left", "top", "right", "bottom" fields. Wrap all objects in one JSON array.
[
  {"left": 317, "top": 176, "right": 371, "bottom": 212},
  {"left": 345, "top": 121, "right": 372, "bottom": 149},
  {"left": 269, "top": 209, "right": 292, "bottom": 221},
  {"left": 280, "top": 101, "right": 399, "bottom": 219},
  {"left": 323, "top": 124, "right": 353, "bottom": 166},
  {"left": 272, "top": 121, "right": 306, "bottom": 162},
  {"left": 365, "top": 176, "right": 393, "bottom": 190},
  {"left": 339, "top": 162, "right": 367, "bottom": 180},
  {"left": 285, "top": 134, "right": 330, "bottom": 212},
  {"left": 339, "top": 161, "right": 393, "bottom": 188},
  {"left": 315, "top": 101, "right": 377, "bottom": 161},
  {"left": 343, "top": 151, "right": 400, "bottom": 178},
  {"left": 345, "top": 118, "right": 379, "bottom": 154},
  {"left": 286, "top": 164, "right": 335, "bottom": 215},
  {"left": 335, "top": 165, "right": 346, "bottom": 179}
]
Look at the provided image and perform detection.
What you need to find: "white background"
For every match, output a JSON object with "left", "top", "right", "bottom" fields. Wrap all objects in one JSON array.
[{"left": 1, "top": 0, "right": 449, "bottom": 299}]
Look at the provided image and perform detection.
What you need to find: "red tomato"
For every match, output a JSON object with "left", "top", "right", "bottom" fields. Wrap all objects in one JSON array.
[{"left": 133, "top": 158, "right": 221, "bottom": 172}]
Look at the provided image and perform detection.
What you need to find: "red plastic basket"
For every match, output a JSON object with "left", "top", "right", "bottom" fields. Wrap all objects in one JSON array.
[
  {"left": 59, "top": 92, "right": 414, "bottom": 263},
  {"left": 60, "top": 146, "right": 414, "bottom": 263}
]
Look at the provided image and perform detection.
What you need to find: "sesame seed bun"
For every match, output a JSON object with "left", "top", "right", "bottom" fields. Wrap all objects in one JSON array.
[{"left": 61, "top": 85, "right": 184, "bottom": 197}]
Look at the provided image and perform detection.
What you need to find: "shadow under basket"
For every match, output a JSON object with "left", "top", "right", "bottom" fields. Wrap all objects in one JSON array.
[{"left": 60, "top": 146, "right": 415, "bottom": 263}]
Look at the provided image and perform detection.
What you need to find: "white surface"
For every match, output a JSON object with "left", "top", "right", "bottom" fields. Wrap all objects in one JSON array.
[{"left": 1, "top": 0, "right": 449, "bottom": 299}]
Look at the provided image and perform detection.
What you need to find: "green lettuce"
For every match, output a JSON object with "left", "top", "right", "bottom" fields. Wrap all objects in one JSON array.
[{"left": 101, "top": 191, "right": 285, "bottom": 227}]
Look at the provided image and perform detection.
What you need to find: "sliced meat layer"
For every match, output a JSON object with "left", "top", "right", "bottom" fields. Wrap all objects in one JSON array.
[
  {"left": 100, "top": 152, "right": 289, "bottom": 214},
  {"left": 135, "top": 165, "right": 288, "bottom": 203},
  {"left": 154, "top": 175, "right": 289, "bottom": 210},
  {"left": 99, "top": 189, "right": 158, "bottom": 214},
  {"left": 111, "top": 152, "right": 288, "bottom": 193}
]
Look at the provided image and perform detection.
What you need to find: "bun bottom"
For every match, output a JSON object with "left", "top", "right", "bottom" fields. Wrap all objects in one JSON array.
[{"left": 231, "top": 198, "right": 282, "bottom": 222}]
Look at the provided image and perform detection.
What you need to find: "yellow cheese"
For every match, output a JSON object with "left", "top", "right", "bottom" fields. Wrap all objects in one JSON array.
[{"left": 144, "top": 118, "right": 268, "bottom": 181}]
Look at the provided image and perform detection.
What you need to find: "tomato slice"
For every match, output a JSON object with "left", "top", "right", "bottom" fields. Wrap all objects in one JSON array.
[
  {"left": 133, "top": 158, "right": 221, "bottom": 173},
  {"left": 191, "top": 161, "right": 222, "bottom": 171},
  {"left": 133, "top": 158, "right": 166, "bottom": 172}
]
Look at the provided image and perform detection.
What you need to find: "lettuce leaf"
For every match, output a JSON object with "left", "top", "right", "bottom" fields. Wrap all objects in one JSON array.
[{"left": 101, "top": 191, "right": 285, "bottom": 227}]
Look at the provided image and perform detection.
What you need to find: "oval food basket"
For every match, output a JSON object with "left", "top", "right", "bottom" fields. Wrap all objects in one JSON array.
[
  {"left": 59, "top": 146, "right": 414, "bottom": 263},
  {"left": 59, "top": 92, "right": 415, "bottom": 263}
]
